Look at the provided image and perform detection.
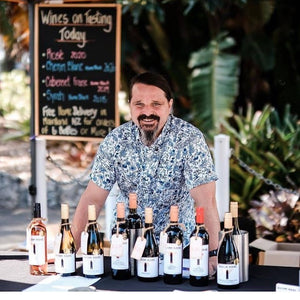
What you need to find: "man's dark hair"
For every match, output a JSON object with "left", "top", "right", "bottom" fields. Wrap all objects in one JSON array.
[{"left": 128, "top": 72, "right": 173, "bottom": 102}]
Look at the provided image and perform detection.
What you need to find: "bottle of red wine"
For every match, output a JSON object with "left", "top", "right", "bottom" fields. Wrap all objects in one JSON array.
[
  {"left": 217, "top": 212, "right": 240, "bottom": 289},
  {"left": 55, "top": 203, "right": 76, "bottom": 276},
  {"left": 189, "top": 207, "right": 209, "bottom": 286},
  {"left": 28, "top": 203, "right": 48, "bottom": 275},
  {"left": 111, "top": 202, "right": 131, "bottom": 280},
  {"left": 82, "top": 204, "right": 104, "bottom": 278},
  {"left": 137, "top": 207, "right": 159, "bottom": 282},
  {"left": 126, "top": 192, "right": 142, "bottom": 276},
  {"left": 163, "top": 205, "right": 183, "bottom": 284},
  {"left": 230, "top": 201, "right": 241, "bottom": 235}
]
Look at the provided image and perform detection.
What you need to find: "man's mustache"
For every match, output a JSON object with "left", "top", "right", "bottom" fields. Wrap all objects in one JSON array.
[{"left": 137, "top": 114, "right": 160, "bottom": 122}]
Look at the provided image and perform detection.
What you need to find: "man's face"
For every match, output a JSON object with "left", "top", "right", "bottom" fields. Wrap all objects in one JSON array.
[{"left": 130, "top": 83, "right": 173, "bottom": 145}]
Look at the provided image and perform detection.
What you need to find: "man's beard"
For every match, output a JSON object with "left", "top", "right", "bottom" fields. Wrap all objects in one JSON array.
[{"left": 138, "top": 114, "right": 160, "bottom": 146}]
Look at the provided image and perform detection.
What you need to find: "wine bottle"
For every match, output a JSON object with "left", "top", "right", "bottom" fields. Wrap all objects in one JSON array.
[
  {"left": 189, "top": 207, "right": 209, "bottom": 286},
  {"left": 163, "top": 205, "right": 183, "bottom": 284},
  {"left": 55, "top": 203, "right": 76, "bottom": 276},
  {"left": 126, "top": 192, "right": 142, "bottom": 276},
  {"left": 126, "top": 193, "right": 142, "bottom": 229},
  {"left": 82, "top": 204, "right": 104, "bottom": 278},
  {"left": 111, "top": 202, "right": 131, "bottom": 280},
  {"left": 230, "top": 201, "right": 241, "bottom": 235},
  {"left": 137, "top": 207, "right": 159, "bottom": 282},
  {"left": 28, "top": 203, "right": 48, "bottom": 275},
  {"left": 217, "top": 212, "right": 240, "bottom": 289}
]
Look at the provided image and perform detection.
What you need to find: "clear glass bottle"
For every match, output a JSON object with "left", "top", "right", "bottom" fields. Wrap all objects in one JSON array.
[
  {"left": 55, "top": 203, "right": 76, "bottom": 276},
  {"left": 28, "top": 203, "right": 48, "bottom": 275},
  {"left": 163, "top": 205, "right": 183, "bottom": 284},
  {"left": 189, "top": 206, "right": 209, "bottom": 286},
  {"left": 82, "top": 204, "right": 104, "bottom": 278},
  {"left": 217, "top": 212, "right": 240, "bottom": 289},
  {"left": 137, "top": 207, "right": 159, "bottom": 282}
]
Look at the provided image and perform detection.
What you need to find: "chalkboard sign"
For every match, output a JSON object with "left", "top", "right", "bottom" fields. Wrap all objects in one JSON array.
[{"left": 34, "top": 4, "right": 121, "bottom": 141}]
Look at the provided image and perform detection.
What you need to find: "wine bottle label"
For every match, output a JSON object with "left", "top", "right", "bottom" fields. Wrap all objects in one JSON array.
[
  {"left": 81, "top": 231, "right": 89, "bottom": 254},
  {"left": 83, "top": 254, "right": 104, "bottom": 275},
  {"left": 159, "top": 232, "right": 168, "bottom": 254},
  {"left": 190, "top": 244, "right": 209, "bottom": 276},
  {"left": 29, "top": 236, "right": 46, "bottom": 265},
  {"left": 137, "top": 257, "right": 159, "bottom": 278},
  {"left": 55, "top": 253, "right": 75, "bottom": 274},
  {"left": 110, "top": 234, "right": 125, "bottom": 257},
  {"left": 54, "top": 233, "right": 62, "bottom": 254},
  {"left": 163, "top": 243, "right": 182, "bottom": 275},
  {"left": 131, "top": 236, "right": 146, "bottom": 260},
  {"left": 111, "top": 238, "right": 129, "bottom": 270},
  {"left": 217, "top": 263, "right": 239, "bottom": 285}
]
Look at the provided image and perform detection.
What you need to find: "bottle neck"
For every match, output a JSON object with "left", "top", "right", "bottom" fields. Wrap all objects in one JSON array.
[
  {"left": 129, "top": 208, "right": 137, "bottom": 214},
  {"left": 61, "top": 218, "right": 70, "bottom": 229},
  {"left": 233, "top": 217, "right": 240, "bottom": 228},
  {"left": 117, "top": 217, "right": 125, "bottom": 222},
  {"left": 145, "top": 222, "right": 153, "bottom": 228}
]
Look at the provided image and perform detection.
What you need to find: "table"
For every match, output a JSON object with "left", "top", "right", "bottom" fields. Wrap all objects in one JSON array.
[{"left": 0, "top": 252, "right": 299, "bottom": 292}]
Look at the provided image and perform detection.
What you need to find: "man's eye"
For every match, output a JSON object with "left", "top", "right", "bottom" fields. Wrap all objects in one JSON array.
[
  {"left": 135, "top": 103, "right": 143, "bottom": 108},
  {"left": 153, "top": 103, "right": 161, "bottom": 107}
]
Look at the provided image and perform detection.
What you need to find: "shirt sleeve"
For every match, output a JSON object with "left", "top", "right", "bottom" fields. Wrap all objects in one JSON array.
[
  {"left": 184, "top": 131, "right": 218, "bottom": 190},
  {"left": 90, "top": 134, "right": 116, "bottom": 191}
]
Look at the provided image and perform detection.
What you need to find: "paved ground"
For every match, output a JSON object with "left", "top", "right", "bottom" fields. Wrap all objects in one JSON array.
[{"left": 0, "top": 205, "right": 106, "bottom": 252}]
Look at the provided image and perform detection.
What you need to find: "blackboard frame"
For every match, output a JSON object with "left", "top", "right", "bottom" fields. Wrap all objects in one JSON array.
[{"left": 34, "top": 3, "right": 121, "bottom": 141}]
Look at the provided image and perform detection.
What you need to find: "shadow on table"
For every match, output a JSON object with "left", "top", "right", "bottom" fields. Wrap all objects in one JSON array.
[{"left": 0, "top": 279, "right": 33, "bottom": 291}]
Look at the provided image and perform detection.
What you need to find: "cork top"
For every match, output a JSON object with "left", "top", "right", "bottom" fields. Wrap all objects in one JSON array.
[
  {"left": 169, "top": 205, "right": 179, "bottom": 222},
  {"left": 129, "top": 193, "right": 138, "bottom": 209},
  {"left": 230, "top": 201, "right": 238, "bottom": 218},
  {"left": 88, "top": 204, "right": 96, "bottom": 221},
  {"left": 195, "top": 206, "right": 204, "bottom": 224},
  {"left": 144, "top": 207, "right": 153, "bottom": 224},
  {"left": 116, "top": 202, "right": 125, "bottom": 219},
  {"left": 61, "top": 203, "right": 69, "bottom": 219},
  {"left": 224, "top": 212, "right": 233, "bottom": 229}
]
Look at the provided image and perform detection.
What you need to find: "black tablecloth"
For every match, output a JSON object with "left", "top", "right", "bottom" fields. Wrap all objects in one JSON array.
[{"left": 0, "top": 254, "right": 299, "bottom": 292}]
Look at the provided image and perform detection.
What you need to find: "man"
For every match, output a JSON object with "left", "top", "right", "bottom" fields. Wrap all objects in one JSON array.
[{"left": 72, "top": 71, "right": 220, "bottom": 276}]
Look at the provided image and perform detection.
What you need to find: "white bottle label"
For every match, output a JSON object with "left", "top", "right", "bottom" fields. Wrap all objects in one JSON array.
[
  {"left": 55, "top": 253, "right": 75, "bottom": 274},
  {"left": 111, "top": 238, "right": 129, "bottom": 270},
  {"left": 163, "top": 243, "right": 182, "bottom": 275},
  {"left": 29, "top": 235, "right": 46, "bottom": 265},
  {"left": 217, "top": 263, "right": 239, "bottom": 285},
  {"left": 190, "top": 244, "right": 209, "bottom": 276},
  {"left": 83, "top": 254, "right": 104, "bottom": 276},
  {"left": 137, "top": 257, "right": 159, "bottom": 278}
]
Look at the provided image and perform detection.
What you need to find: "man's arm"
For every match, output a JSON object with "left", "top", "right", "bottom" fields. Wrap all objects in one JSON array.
[
  {"left": 71, "top": 180, "right": 110, "bottom": 250},
  {"left": 190, "top": 181, "right": 220, "bottom": 276}
]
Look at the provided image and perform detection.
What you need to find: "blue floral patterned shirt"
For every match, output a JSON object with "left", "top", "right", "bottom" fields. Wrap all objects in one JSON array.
[{"left": 90, "top": 114, "right": 218, "bottom": 246}]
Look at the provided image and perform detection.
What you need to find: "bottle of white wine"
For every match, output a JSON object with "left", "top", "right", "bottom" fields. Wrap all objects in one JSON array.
[
  {"left": 189, "top": 206, "right": 209, "bottom": 286},
  {"left": 55, "top": 203, "right": 76, "bottom": 276},
  {"left": 111, "top": 202, "right": 131, "bottom": 280},
  {"left": 28, "top": 203, "right": 48, "bottom": 275},
  {"left": 126, "top": 192, "right": 142, "bottom": 276},
  {"left": 82, "top": 204, "right": 104, "bottom": 278},
  {"left": 230, "top": 201, "right": 241, "bottom": 235},
  {"left": 163, "top": 205, "right": 183, "bottom": 284},
  {"left": 217, "top": 212, "right": 240, "bottom": 289},
  {"left": 137, "top": 207, "right": 159, "bottom": 282}
]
